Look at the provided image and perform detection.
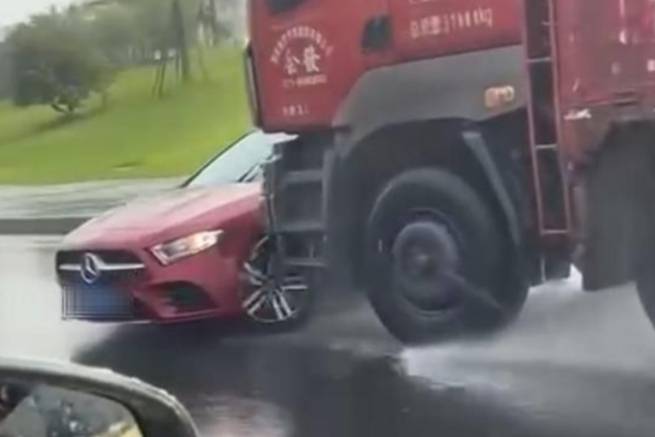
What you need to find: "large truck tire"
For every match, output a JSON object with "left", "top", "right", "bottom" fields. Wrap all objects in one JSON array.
[
  {"left": 583, "top": 126, "right": 655, "bottom": 330},
  {"left": 364, "top": 168, "right": 528, "bottom": 343},
  {"left": 634, "top": 199, "right": 655, "bottom": 330},
  {"left": 637, "top": 260, "right": 655, "bottom": 330},
  {"left": 632, "top": 150, "right": 655, "bottom": 331}
]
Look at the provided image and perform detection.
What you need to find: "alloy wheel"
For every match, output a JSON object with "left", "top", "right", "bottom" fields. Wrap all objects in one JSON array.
[{"left": 241, "top": 237, "right": 310, "bottom": 324}]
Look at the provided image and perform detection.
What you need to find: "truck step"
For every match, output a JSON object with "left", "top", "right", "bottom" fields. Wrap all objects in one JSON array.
[
  {"left": 278, "top": 220, "right": 325, "bottom": 234},
  {"left": 281, "top": 169, "right": 323, "bottom": 186},
  {"left": 535, "top": 143, "right": 558, "bottom": 151},
  {"left": 540, "top": 229, "right": 569, "bottom": 236},
  {"left": 527, "top": 56, "right": 552, "bottom": 64},
  {"left": 284, "top": 257, "right": 326, "bottom": 269}
]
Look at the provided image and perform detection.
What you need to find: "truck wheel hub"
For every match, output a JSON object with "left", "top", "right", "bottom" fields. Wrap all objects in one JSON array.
[{"left": 392, "top": 220, "right": 460, "bottom": 310}]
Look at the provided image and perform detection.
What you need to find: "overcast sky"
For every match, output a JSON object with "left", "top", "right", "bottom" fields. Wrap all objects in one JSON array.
[{"left": 0, "top": 0, "right": 74, "bottom": 29}]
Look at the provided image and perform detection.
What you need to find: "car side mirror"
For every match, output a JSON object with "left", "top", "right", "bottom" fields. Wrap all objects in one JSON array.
[{"left": 0, "top": 358, "right": 198, "bottom": 437}]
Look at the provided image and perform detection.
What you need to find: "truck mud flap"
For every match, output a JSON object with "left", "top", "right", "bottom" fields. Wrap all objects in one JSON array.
[{"left": 582, "top": 126, "right": 655, "bottom": 291}]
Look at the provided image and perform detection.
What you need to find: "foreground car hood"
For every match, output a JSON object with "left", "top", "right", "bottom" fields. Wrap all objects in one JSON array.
[{"left": 64, "top": 184, "right": 261, "bottom": 246}]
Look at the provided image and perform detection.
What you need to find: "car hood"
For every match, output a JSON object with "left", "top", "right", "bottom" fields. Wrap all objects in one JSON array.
[{"left": 64, "top": 184, "right": 261, "bottom": 247}]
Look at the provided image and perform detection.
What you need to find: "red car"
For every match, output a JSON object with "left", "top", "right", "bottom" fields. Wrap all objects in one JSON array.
[{"left": 55, "top": 131, "right": 311, "bottom": 328}]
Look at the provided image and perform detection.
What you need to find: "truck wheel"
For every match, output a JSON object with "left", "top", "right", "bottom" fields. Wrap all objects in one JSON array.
[
  {"left": 637, "top": 262, "right": 655, "bottom": 330},
  {"left": 364, "top": 168, "right": 527, "bottom": 343},
  {"left": 635, "top": 208, "right": 655, "bottom": 330}
]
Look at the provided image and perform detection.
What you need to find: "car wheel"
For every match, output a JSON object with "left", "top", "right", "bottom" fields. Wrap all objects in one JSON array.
[
  {"left": 364, "top": 168, "right": 527, "bottom": 343},
  {"left": 241, "top": 236, "right": 313, "bottom": 329}
]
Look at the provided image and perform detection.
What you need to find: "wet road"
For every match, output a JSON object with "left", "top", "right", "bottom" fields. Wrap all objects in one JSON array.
[{"left": 2, "top": 235, "right": 655, "bottom": 436}]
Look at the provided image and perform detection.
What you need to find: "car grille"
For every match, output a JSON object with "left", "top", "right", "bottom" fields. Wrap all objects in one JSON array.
[
  {"left": 57, "top": 250, "right": 142, "bottom": 265},
  {"left": 59, "top": 269, "right": 144, "bottom": 285},
  {"left": 56, "top": 250, "right": 146, "bottom": 285},
  {"left": 57, "top": 250, "right": 147, "bottom": 321}
]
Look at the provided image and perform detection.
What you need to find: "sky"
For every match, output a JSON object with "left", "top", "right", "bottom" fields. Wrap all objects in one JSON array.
[{"left": 0, "top": 0, "right": 74, "bottom": 29}]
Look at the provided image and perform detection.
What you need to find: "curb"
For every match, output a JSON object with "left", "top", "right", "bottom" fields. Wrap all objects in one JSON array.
[{"left": 0, "top": 217, "right": 90, "bottom": 235}]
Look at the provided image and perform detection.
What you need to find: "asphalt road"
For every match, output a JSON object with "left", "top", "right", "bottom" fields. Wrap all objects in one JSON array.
[{"left": 2, "top": 234, "right": 655, "bottom": 437}]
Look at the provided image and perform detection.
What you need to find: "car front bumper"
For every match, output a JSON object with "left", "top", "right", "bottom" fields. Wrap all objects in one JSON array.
[{"left": 56, "top": 246, "right": 244, "bottom": 323}]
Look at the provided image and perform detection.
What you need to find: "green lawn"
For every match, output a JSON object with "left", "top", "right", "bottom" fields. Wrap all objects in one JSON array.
[{"left": 0, "top": 47, "right": 251, "bottom": 185}]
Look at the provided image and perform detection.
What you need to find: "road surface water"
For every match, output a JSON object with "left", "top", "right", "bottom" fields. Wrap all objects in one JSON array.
[{"left": 1, "top": 235, "right": 655, "bottom": 436}]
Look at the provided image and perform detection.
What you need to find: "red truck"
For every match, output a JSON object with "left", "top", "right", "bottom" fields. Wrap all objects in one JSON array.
[{"left": 246, "top": 0, "right": 655, "bottom": 342}]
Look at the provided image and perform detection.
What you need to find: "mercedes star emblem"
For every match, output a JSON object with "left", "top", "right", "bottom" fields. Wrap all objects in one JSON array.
[{"left": 81, "top": 253, "right": 102, "bottom": 284}]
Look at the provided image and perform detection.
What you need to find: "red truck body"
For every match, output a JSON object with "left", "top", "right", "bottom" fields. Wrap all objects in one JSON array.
[
  {"left": 248, "top": 0, "right": 655, "bottom": 342},
  {"left": 555, "top": 0, "right": 655, "bottom": 161},
  {"left": 251, "top": 0, "right": 655, "bottom": 161},
  {"left": 250, "top": 0, "right": 523, "bottom": 131}
]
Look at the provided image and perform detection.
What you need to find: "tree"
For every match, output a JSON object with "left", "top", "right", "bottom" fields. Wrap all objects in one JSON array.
[
  {"left": 172, "top": 0, "right": 191, "bottom": 82},
  {"left": 91, "top": 5, "right": 138, "bottom": 66},
  {"left": 0, "top": 42, "right": 12, "bottom": 100},
  {"left": 8, "top": 10, "right": 115, "bottom": 114},
  {"left": 114, "top": 0, "right": 200, "bottom": 58}
]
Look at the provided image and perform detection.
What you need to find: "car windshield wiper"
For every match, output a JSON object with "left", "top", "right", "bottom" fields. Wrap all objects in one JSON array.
[{"left": 237, "top": 163, "right": 261, "bottom": 183}]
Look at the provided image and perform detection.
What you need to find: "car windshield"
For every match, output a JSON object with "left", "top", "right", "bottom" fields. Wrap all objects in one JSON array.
[{"left": 185, "top": 131, "right": 293, "bottom": 188}]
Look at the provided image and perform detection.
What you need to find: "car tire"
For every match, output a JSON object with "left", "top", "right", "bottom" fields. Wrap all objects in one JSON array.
[
  {"left": 241, "top": 236, "right": 314, "bottom": 331},
  {"left": 364, "top": 168, "right": 527, "bottom": 343}
]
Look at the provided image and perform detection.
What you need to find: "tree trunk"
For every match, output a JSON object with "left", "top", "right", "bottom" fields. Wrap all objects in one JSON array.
[{"left": 172, "top": 0, "right": 191, "bottom": 82}]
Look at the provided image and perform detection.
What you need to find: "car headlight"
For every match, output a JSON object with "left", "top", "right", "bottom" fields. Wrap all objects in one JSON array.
[{"left": 151, "top": 230, "right": 224, "bottom": 265}]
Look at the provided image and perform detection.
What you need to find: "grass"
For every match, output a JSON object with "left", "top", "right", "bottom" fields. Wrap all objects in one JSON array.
[{"left": 0, "top": 46, "right": 251, "bottom": 185}]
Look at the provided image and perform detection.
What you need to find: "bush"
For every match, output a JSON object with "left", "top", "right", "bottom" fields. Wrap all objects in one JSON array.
[{"left": 8, "top": 11, "right": 115, "bottom": 114}]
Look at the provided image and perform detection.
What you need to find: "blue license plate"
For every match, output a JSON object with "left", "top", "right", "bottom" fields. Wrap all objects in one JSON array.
[{"left": 63, "top": 285, "right": 135, "bottom": 321}]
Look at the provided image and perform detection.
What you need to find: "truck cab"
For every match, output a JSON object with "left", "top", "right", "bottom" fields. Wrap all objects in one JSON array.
[
  {"left": 248, "top": 0, "right": 655, "bottom": 342},
  {"left": 249, "top": 0, "right": 523, "bottom": 132}
]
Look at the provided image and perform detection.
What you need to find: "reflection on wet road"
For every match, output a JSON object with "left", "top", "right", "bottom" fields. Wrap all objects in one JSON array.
[{"left": 2, "top": 235, "right": 655, "bottom": 436}]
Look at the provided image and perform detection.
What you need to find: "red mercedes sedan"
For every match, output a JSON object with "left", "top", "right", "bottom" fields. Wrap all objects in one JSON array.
[{"left": 55, "top": 131, "right": 311, "bottom": 328}]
